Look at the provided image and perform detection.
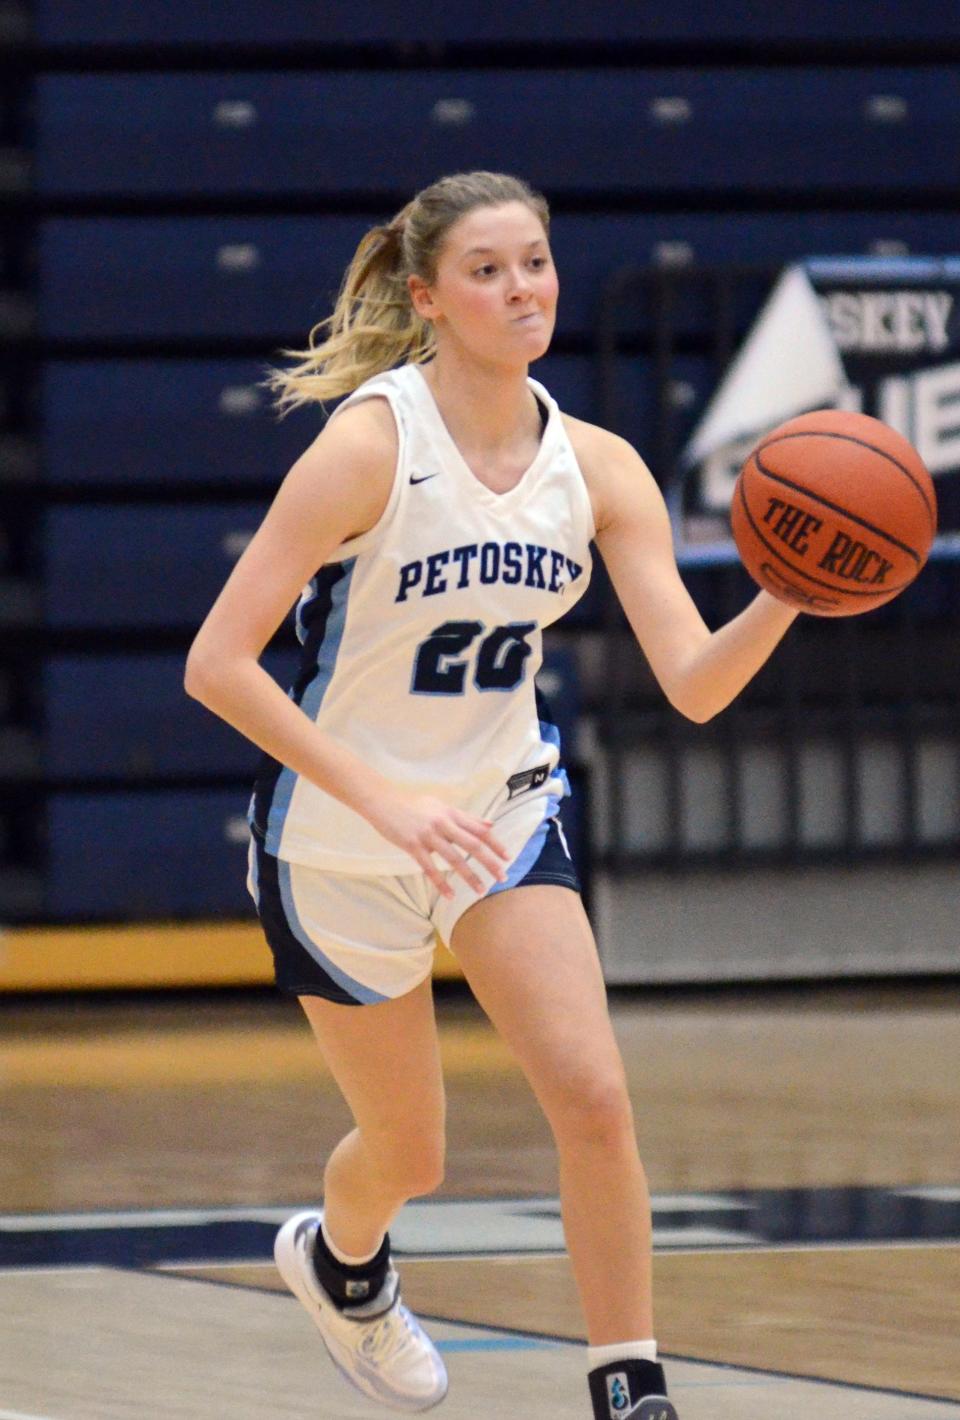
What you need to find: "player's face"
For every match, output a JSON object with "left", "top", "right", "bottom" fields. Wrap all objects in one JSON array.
[{"left": 413, "top": 202, "right": 558, "bottom": 365}]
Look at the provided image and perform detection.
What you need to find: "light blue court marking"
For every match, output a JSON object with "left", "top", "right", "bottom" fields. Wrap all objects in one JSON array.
[
  {"left": 673, "top": 1378, "right": 785, "bottom": 1389},
  {"left": 435, "top": 1337, "right": 559, "bottom": 1353},
  {"left": 387, "top": 1195, "right": 760, "bottom": 1254},
  {"left": 895, "top": 1186, "right": 960, "bottom": 1203},
  {"left": 430, "top": 1334, "right": 785, "bottom": 1383}
]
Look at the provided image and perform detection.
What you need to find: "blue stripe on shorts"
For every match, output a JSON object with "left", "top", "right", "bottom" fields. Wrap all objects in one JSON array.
[
  {"left": 248, "top": 828, "right": 387, "bottom": 1005},
  {"left": 485, "top": 801, "right": 580, "bottom": 900}
]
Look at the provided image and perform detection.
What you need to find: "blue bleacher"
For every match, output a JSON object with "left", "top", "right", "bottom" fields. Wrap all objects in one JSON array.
[
  {"left": 43, "top": 649, "right": 297, "bottom": 780},
  {"left": 38, "top": 212, "right": 960, "bottom": 344},
  {"left": 35, "top": 69, "right": 960, "bottom": 198},
  {"left": 38, "top": 216, "right": 375, "bottom": 343},
  {"left": 40, "top": 360, "right": 322, "bottom": 487},
  {"left": 39, "top": 355, "right": 708, "bottom": 488},
  {"left": 20, "top": 1, "right": 960, "bottom": 929},
  {"left": 43, "top": 358, "right": 588, "bottom": 488},
  {"left": 43, "top": 505, "right": 268, "bottom": 629},
  {"left": 45, "top": 788, "right": 255, "bottom": 917},
  {"left": 34, "top": 0, "right": 959, "bottom": 45}
]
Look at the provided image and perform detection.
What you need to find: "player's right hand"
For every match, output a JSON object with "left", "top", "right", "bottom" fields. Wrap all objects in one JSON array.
[{"left": 366, "top": 791, "right": 511, "bottom": 899}]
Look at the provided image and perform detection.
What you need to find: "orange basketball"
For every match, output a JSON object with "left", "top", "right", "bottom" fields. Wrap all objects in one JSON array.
[{"left": 730, "top": 409, "right": 937, "bottom": 616}]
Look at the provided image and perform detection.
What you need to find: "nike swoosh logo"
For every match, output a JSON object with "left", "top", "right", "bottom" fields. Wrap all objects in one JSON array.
[{"left": 410, "top": 473, "right": 439, "bottom": 485}]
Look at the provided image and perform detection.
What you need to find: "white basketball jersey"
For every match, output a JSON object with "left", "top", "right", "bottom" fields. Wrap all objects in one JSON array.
[{"left": 249, "top": 362, "right": 595, "bottom": 873}]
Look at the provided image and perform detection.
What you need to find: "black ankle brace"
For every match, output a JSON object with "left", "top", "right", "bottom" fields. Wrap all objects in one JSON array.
[
  {"left": 311, "top": 1225, "right": 391, "bottom": 1310},
  {"left": 588, "top": 1359, "right": 676, "bottom": 1420}
]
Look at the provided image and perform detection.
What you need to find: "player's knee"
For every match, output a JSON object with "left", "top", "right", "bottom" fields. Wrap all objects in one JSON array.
[
  {"left": 374, "top": 1129, "right": 446, "bottom": 1200},
  {"left": 398, "top": 1139, "right": 446, "bottom": 1199},
  {"left": 548, "top": 1069, "right": 635, "bottom": 1149}
]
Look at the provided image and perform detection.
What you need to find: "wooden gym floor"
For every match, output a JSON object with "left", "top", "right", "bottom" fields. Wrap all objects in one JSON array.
[{"left": 1, "top": 978, "right": 959, "bottom": 1417}]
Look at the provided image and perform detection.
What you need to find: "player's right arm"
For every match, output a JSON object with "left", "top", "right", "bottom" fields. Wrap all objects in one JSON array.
[{"left": 184, "top": 399, "right": 507, "bottom": 895}]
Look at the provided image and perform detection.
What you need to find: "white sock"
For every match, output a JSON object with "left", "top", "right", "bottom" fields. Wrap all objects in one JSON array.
[
  {"left": 320, "top": 1217, "right": 383, "bottom": 1268},
  {"left": 588, "top": 1339, "right": 658, "bottom": 1371}
]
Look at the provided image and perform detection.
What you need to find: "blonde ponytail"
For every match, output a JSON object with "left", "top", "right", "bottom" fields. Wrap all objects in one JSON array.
[
  {"left": 266, "top": 212, "right": 433, "bottom": 412},
  {"left": 267, "top": 171, "right": 550, "bottom": 413}
]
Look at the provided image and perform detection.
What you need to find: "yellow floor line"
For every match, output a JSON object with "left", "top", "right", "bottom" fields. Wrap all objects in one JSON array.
[{"left": 0, "top": 922, "right": 463, "bottom": 992}]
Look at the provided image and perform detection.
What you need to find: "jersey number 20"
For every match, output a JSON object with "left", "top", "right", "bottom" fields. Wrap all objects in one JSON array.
[{"left": 412, "top": 620, "right": 536, "bottom": 695}]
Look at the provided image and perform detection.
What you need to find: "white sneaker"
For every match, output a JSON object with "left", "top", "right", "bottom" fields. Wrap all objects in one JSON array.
[{"left": 274, "top": 1211, "right": 448, "bottom": 1413}]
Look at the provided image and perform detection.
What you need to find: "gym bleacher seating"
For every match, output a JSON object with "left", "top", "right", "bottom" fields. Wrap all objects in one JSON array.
[
  {"left": 33, "top": 0, "right": 960, "bottom": 46},
  {"left": 5, "top": 0, "right": 959, "bottom": 924},
  {"left": 39, "top": 212, "right": 960, "bottom": 344},
  {"left": 35, "top": 69, "right": 960, "bottom": 198}
]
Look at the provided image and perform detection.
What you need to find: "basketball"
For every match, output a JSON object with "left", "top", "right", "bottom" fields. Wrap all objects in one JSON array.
[{"left": 730, "top": 409, "right": 937, "bottom": 616}]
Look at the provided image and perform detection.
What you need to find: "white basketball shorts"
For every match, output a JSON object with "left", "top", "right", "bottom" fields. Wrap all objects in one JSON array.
[{"left": 246, "top": 793, "right": 580, "bottom": 1005}]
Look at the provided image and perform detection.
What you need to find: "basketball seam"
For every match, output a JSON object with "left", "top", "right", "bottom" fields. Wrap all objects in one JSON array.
[
  {"left": 736, "top": 477, "right": 909, "bottom": 600},
  {"left": 756, "top": 429, "right": 936, "bottom": 532},
  {"left": 752, "top": 452, "right": 922, "bottom": 565}
]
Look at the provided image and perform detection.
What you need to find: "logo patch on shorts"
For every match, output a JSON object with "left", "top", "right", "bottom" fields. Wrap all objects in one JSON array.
[{"left": 506, "top": 763, "right": 550, "bottom": 800}]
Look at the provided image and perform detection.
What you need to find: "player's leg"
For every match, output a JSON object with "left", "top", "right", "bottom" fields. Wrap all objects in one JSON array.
[
  {"left": 452, "top": 883, "right": 650, "bottom": 1339},
  {"left": 248, "top": 837, "right": 447, "bottom": 1250},
  {"left": 300, "top": 975, "right": 446, "bottom": 1257},
  {"left": 274, "top": 977, "right": 449, "bottom": 1413},
  {"left": 451, "top": 882, "right": 676, "bottom": 1417},
  {"left": 249, "top": 841, "right": 448, "bottom": 1410}
]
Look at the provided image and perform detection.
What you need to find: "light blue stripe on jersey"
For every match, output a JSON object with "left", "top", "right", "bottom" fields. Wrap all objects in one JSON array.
[
  {"left": 247, "top": 836, "right": 260, "bottom": 908},
  {"left": 266, "top": 559, "right": 356, "bottom": 855},
  {"left": 486, "top": 793, "right": 561, "bottom": 898},
  {"left": 277, "top": 859, "right": 389, "bottom": 1005},
  {"left": 294, "top": 579, "right": 314, "bottom": 644},
  {"left": 538, "top": 717, "right": 571, "bottom": 798}
]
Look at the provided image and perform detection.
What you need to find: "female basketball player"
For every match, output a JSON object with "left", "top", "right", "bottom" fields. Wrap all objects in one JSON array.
[{"left": 184, "top": 171, "right": 797, "bottom": 1418}]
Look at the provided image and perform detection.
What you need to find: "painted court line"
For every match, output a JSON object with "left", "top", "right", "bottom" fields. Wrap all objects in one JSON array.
[
  {"left": 436, "top": 1337, "right": 559, "bottom": 1352},
  {"left": 0, "top": 1263, "right": 104, "bottom": 1277},
  {"left": 0, "top": 1206, "right": 292, "bottom": 1230},
  {"left": 660, "top": 1238, "right": 960, "bottom": 1258},
  {"left": 419, "top": 1313, "right": 959, "bottom": 1409},
  {"left": 0, "top": 1194, "right": 749, "bottom": 1230},
  {"left": 895, "top": 1186, "right": 960, "bottom": 1203},
  {"left": 0, "top": 1409, "right": 60, "bottom": 1420}
]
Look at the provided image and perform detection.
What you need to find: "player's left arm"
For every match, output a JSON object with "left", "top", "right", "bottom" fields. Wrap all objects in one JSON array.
[{"left": 580, "top": 423, "right": 798, "bottom": 723}]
